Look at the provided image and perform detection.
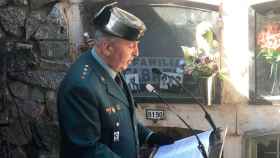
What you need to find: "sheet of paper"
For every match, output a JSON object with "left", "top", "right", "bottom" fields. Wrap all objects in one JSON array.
[{"left": 153, "top": 130, "right": 212, "bottom": 158}]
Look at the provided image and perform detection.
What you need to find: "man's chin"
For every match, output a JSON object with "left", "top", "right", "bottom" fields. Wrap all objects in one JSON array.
[
  {"left": 120, "top": 66, "right": 129, "bottom": 72},
  {"left": 114, "top": 64, "right": 129, "bottom": 72}
]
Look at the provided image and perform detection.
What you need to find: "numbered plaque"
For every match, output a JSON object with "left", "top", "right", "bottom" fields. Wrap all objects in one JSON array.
[{"left": 145, "top": 109, "right": 165, "bottom": 121}]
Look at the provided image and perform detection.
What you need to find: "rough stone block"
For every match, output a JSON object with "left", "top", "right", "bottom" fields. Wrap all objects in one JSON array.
[
  {"left": 0, "top": 27, "right": 5, "bottom": 39},
  {"left": 6, "top": 42, "right": 38, "bottom": 72},
  {"left": 39, "top": 41, "right": 69, "bottom": 59},
  {"left": 9, "top": 99, "right": 45, "bottom": 121},
  {"left": 34, "top": 3, "right": 67, "bottom": 40},
  {"left": 8, "top": 148, "right": 27, "bottom": 158},
  {"left": 34, "top": 22, "right": 67, "bottom": 40},
  {"left": 0, "top": 7, "right": 26, "bottom": 37},
  {"left": 39, "top": 58, "right": 71, "bottom": 72},
  {"left": 29, "top": 0, "right": 57, "bottom": 9},
  {"left": 0, "top": 104, "right": 9, "bottom": 124},
  {"left": 46, "top": 90, "right": 57, "bottom": 121},
  {"left": 6, "top": 117, "right": 32, "bottom": 145},
  {"left": 0, "top": 0, "right": 8, "bottom": 6},
  {"left": 8, "top": 70, "right": 66, "bottom": 90},
  {"left": 33, "top": 121, "right": 60, "bottom": 157},
  {"left": 20, "top": 100, "right": 45, "bottom": 119},
  {"left": 31, "top": 87, "right": 45, "bottom": 102},
  {"left": 25, "top": 10, "right": 48, "bottom": 40},
  {"left": 9, "top": 81, "right": 29, "bottom": 99},
  {"left": 13, "top": 0, "right": 28, "bottom": 5}
]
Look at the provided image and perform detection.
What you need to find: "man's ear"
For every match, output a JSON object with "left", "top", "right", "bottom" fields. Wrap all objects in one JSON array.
[
  {"left": 102, "top": 41, "right": 113, "bottom": 56},
  {"left": 108, "top": 46, "right": 113, "bottom": 52}
]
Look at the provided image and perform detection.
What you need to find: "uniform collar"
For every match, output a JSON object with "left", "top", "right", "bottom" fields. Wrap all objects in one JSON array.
[{"left": 91, "top": 48, "right": 117, "bottom": 79}]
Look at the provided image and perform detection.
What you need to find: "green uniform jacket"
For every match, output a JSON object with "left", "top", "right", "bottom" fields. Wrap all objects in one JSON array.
[{"left": 57, "top": 50, "right": 152, "bottom": 158}]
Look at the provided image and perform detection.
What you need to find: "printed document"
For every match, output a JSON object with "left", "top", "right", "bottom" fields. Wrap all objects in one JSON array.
[{"left": 152, "top": 130, "right": 212, "bottom": 158}]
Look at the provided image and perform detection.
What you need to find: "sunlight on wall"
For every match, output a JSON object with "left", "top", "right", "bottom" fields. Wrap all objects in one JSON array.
[
  {"left": 250, "top": 0, "right": 277, "bottom": 5},
  {"left": 187, "top": 0, "right": 220, "bottom": 5},
  {"left": 67, "top": 0, "right": 83, "bottom": 54},
  {"left": 223, "top": 0, "right": 250, "bottom": 99}
]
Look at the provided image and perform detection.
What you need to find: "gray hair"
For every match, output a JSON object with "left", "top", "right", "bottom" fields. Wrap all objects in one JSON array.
[{"left": 94, "top": 30, "right": 118, "bottom": 44}]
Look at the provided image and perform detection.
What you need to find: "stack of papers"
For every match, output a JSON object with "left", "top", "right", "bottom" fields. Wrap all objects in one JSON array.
[
  {"left": 150, "top": 129, "right": 227, "bottom": 158},
  {"left": 152, "top": 130, "right": 212, "bottom": 158}
]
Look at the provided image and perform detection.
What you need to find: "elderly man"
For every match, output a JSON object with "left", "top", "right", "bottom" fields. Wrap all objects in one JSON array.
[{"left": 57, "top": 3, "right": 174, "bottom": 158}]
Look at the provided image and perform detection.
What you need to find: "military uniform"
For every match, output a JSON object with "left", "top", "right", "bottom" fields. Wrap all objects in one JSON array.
[
  {"left": 57, "top": 3, "right": 157, "bottom": 158},
  {"left": 57, "top": 50, "right": 152, "bottom": 158}
]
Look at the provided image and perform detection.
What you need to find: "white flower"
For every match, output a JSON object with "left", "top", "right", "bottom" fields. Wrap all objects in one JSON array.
[{"left": 196, "top": 21, "right": 214, "bottom": 55}]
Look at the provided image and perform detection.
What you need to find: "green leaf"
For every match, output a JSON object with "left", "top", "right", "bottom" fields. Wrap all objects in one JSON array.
[
  {"left": 202, "top": 30, "right": 214, "bottom": 47},
  {"left": 181, "top": 46, "right": 195, "bottom": 64}
]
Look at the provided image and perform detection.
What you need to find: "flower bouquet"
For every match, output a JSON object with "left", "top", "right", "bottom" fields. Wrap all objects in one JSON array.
[
  {"left": 181, "top": 46, "right": 219, "bottom": 79},
  {"left": 180, "top": 21, "right": 223, "bottom": 105},
  {"left": 256, "top": 22, "right": 280, "bottom": 95},
  {"left": 181, "top": 21, "right": 221, "bottom": 79},
  {"left": 257, "top": 22, "right": 280, "bottom": 64}
]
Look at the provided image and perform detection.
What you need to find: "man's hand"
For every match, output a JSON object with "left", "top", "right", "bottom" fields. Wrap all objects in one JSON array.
[{"left": 147, "top": 133, "right": 175, "bottom": 146}]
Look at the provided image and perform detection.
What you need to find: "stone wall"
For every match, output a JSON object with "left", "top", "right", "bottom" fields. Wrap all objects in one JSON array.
[
  {"left": 2, "top": 0, "right": 280, "bottom": 158},
  {"left": 0, "top": 1, "right": 215, "bottom": 157},
  {"left": 0, "top": 0, "right": 70, "bottom": 158}
]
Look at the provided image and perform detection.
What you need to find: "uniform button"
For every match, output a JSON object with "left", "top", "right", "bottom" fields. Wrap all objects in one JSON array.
[
  {"left": 116, "top": 104, "right": 121, "bottom": 110},
  {"left": 116, "top": 122, "right": 120, "bottom": 127},
  {"left": 82, "top": 72, "right": 87, "bottom": 75},
  {"left": 112, "top": 108, "right": 116, "bottom": 113},
  {"left": 84, "top": 68, "right": 88, "bottom": 71},
  {"left": 100, "top": 76, "right": 105, "bottom": 81},
  {"left": 85, "top": 64, "right": 89, "bottom": 68}
]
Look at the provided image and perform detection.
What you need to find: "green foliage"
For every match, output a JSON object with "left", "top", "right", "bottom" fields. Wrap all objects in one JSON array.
[
  {"left": 258, "top": 48, "right": 280, "bottom": 64},
  {"left": 203, "top": 30, "right": 214, "bottom": 48}
]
